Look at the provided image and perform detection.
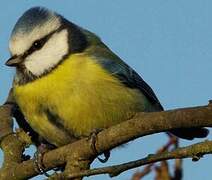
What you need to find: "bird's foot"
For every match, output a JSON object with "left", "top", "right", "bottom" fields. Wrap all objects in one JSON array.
[
  {"left": 21, "top": 154, "right": 31, "bottom": 161},
  {"left": 88, "top": 128, "right": 110, "bottom": 163},
  {"left": 192, "top": 153, "right": 204, "bottom": 162},
  {"left": 33, "top": 143, "right": 51, "bottom": 177}
]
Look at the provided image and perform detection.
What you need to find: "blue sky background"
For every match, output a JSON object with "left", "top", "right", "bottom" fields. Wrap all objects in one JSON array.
[{"left": 0, "top": 1, "right": 212, "bottom": 179}]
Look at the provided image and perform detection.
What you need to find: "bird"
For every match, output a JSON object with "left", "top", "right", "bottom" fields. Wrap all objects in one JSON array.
[{"left": 5, "top": 7, "right": 208, "bottom": 148}]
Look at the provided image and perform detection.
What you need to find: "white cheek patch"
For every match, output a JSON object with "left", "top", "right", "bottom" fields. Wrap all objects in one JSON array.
[{"left": 24, "top": 29, "right": 69, "bottom": 76}]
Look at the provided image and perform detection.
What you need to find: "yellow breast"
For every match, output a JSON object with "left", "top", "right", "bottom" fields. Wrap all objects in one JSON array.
[{"left": 13, "top": 54, "right": 148, "bottom": 146}]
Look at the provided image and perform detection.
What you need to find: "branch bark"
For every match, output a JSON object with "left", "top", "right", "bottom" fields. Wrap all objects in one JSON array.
[
  {"left": 67, "top": 139, "right": 211, "bottom": 179},
  {"left": 0, "top": 102, "right": 212, "bottom": 179}
]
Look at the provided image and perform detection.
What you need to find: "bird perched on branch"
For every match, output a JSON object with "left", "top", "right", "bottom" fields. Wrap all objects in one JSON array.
[{"left": 6, "top": 7, "right": 208, "bottom": 149}]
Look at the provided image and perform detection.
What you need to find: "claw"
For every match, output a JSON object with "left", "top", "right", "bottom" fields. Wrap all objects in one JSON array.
[
  {"left": 89, "top": 129, "right": 110, "bottom": 163},
  {"left": 21, "top": 152, "right": 31, "bottom": 161},
  {"left": 33, "top": 143, "right": 51, "bottom": 177},
  {"left": 97, "top": 151, "right": 110, "bottom": 163},
  {"left": 192, "top": 153, "right": 203, "bottom": 162}
]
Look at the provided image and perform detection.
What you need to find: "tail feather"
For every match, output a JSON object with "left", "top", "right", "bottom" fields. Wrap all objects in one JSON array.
[{"left": 170, "top": 128, "right": 209, "bottom": 140}]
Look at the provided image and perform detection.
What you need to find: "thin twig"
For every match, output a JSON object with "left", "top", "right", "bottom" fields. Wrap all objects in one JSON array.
[{"left": 66, "top": 140, "right": 212, "bottom": 179}]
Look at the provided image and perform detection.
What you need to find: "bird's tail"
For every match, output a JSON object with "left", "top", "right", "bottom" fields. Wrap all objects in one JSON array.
[{"left": 170, "top": 128, "right": 209, "bottom": 140}]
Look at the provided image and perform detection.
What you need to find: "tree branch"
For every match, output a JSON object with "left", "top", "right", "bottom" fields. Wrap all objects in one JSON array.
[
  {"left": 131, "top": 134, "right": 178, "bottom": 180},
  {"left": 66, "top": 139, "right": 212, "bottom": 179},
  {"left": 0, "top": 101, "right": 212, "bottom": 179}
]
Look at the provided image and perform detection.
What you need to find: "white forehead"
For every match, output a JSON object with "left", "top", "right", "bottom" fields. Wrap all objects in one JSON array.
[{"left": 9, "top": 16, "right": 61, "bottom": 55}]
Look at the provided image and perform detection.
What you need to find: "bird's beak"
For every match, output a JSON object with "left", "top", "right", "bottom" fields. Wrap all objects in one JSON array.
[{"left": 5, "top": 56, "right": 23, "bottom": 67}]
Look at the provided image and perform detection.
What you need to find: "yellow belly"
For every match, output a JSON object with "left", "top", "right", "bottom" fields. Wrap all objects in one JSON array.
[{"left": 13, "top": 54, "right": 151, "bottom": 146}]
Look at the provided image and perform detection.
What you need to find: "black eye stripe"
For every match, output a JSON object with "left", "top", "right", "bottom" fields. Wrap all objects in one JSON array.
[{"left": 22, "top": 26, "right": 65, "bottom": 59}]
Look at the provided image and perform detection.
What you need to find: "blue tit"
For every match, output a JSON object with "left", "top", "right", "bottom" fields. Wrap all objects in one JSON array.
[{"left": 5, "top": 7, "right": 208, "bottom": 147}]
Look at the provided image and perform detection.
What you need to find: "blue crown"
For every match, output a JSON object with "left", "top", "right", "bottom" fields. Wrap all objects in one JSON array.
[{"left": 11, "top": 7, "right": 57, "bottom": 36}]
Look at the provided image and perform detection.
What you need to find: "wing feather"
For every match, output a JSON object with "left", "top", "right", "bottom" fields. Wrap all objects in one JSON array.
[{"left": 90, "top": 45, "right": 163, "bottom": 110}]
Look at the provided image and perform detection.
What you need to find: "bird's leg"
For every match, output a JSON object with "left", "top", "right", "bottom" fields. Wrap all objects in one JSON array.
[
  {"left": 88, "top": 128, "right": 110, "bottom": 163},
  {"left": 33, "top": 143, "right": 54, "bottom": 177}
]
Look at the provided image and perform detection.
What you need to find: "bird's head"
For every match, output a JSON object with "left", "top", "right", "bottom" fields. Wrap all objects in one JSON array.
[{"left": 6, "top": 7, "right": 88, "bottom": 84}]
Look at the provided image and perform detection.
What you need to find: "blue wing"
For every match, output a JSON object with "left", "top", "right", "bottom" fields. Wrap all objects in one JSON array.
[{"left": 90, "top": 45, "right": 163, "bottom": 110}]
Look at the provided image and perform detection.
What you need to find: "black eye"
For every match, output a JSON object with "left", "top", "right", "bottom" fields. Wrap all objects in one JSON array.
[{"left": 32, "top": 40, "right": 43, "bottom": 50}]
